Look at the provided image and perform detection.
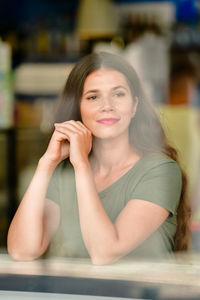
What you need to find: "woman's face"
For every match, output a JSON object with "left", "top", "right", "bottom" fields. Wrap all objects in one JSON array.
[{"left": 80, "top": 68, "right": 137, "bottom": 140}]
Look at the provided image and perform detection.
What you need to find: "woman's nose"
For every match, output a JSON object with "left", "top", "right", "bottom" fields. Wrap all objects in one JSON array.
[{"left": 100, "top": 96, "right": 114, "bottom": 111}]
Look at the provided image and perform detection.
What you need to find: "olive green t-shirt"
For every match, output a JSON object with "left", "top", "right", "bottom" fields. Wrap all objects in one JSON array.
[{"left": 46, "top": 154, "right": 182, "bottom": 260}]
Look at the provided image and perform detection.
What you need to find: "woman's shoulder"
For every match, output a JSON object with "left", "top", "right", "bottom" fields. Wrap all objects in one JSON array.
[
  {"left": 128, "top": 152, "right": 182, "bottom": 183},
  {"left": 126, "top": 153, "right": 182, "bottom": 213},
  {"left": 139, "top": 153, "right": 181, "bottom": 171}
]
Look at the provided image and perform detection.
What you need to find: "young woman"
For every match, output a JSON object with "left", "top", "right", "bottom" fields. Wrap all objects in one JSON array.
[{"left": 7, "top": 52, "right": 191, "bottom": 264}]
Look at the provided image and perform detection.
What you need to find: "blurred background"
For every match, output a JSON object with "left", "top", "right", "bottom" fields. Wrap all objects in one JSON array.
[{"left": 0, "top": 0, "right": 200, "bottom": 252}]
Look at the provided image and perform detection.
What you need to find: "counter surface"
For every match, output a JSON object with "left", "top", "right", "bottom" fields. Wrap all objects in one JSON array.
[{"left": 0, "top": 254, "right": 200, "bottom": 299}]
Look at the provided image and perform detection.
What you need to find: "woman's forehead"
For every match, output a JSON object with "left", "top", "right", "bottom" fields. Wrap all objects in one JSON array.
[{"left": 84, "top": 68, "right": 129, "bottom": 89}]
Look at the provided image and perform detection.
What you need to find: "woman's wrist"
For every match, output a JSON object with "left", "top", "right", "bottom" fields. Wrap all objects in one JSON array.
[
  {"left": 73, "top": 159, "right": 91, "bottom": 173},
  {"left": 38, "top": 155, "right": 58, "bottom": 173}
]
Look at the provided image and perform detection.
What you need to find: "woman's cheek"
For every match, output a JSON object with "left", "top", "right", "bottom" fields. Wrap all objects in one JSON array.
[{"left": 82, "top": 117, "right": 93, "bottom": 131}]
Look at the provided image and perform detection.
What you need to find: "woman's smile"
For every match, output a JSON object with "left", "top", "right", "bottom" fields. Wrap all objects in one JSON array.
[{"left": 97, "top": 118, "right": 120, "bottom": 125}]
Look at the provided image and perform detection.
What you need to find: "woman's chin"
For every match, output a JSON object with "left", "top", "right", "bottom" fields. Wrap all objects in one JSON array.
[{"left": 93, "top": 132, "right": 123, "bottom": 140}]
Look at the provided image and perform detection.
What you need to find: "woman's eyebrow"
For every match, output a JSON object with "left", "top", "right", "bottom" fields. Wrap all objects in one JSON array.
[
  {"left": 83, "top": 89, "right": 99, "bottom": 96},
  {"left": 112, "top": 85, "right": 128, "bottom": 91},
  {"left": 83, "top": 85, "right": 128, "bottom": 97}
]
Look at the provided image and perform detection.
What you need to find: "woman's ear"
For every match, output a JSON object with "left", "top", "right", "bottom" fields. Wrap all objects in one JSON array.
[{"left": 132, "top": 96, "right": 138, "bottom": 117}]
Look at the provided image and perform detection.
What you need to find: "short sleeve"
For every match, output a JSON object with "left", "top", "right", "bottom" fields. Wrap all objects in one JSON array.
[{"left": 130, "top": 160, "right": 182, "bottom": 215}]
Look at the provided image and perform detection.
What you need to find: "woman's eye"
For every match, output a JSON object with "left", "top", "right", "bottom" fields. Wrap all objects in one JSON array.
[
  {"left": 115, "top": 92, "right": 125, "bottom": 97},
  {"left": 87, "top": 95, "right": 97, "bottom": 100}
]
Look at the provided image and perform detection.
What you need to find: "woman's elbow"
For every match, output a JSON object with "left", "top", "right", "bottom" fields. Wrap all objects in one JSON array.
[
  {"left": 91, "top": 256, "right": 111, "bottom": 265},
  {"left": 90, "top": 250, "right": 120, "bottom": 265},
  {"left": 8, "top": 248, "right": 35, "bottom": 261},
  {"left": 88, "top": 241, "right": 123, "bottom": 265},
  {"left": 7, "top": 241, "right": 42, "bottom": 261}
]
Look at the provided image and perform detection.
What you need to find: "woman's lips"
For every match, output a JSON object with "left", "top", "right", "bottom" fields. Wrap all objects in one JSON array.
[{"left": 97, "top": 118, "right": 119, "bottom": 125}]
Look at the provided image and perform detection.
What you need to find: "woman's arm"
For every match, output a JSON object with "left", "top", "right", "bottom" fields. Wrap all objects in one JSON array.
[
  {"left": 7, "top": 128, "right": 70, "bottom": 261},
  {"left": 7, "top": 159, "right": 59, "bottom": 260},
  {"left": 75, "top": 163, "right": 169, "bottom": 265}
]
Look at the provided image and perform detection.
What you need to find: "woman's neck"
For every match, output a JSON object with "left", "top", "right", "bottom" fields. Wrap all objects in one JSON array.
[{"left": 90, "top": 136, "right": 140, "bottom": 175}]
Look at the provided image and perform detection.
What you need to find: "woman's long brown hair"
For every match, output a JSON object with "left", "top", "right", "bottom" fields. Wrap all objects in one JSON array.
[
  {"left": 165, "top": 145, "right": 191, "bottom": 251},
  {"left": 55, "top": 51, "right": 191, "bottom": 251}
]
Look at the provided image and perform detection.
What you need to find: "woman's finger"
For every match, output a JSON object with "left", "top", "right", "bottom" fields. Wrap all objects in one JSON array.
[
  {"left": 55, "top": 122, "right": 79, "bottom": 132},
  {"left": 76, "top": 121, "right": 92, "bottom": 134},
  {"left": 56, "top": 121, "right": 90, "bottom": 133},
  {"left": 55, "top": 122, "right": 90, "bottom": 139},
  {"left": 75, "top": 121, "right": 88, "bottom": 130},
  {"left": 54, "top": 125, "right": 78, "bottom": 140},
  {"left": 53, "top": 130, "right": 70, "bottom": 142}
]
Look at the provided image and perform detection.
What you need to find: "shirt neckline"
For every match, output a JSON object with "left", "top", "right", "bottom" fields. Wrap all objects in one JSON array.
[
  {"left": 98, "top": 153, "right": 169, "bottom": 197},
  {"left": 98, "top": 155, "right": 145, "bottom": 197}
]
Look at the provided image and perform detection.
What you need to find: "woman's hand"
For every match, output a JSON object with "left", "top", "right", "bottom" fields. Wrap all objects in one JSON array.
[
  {"left": 42, "top": 125, "right": 70, "bottom": 167},
  {"left": 54, "top": 120, "right": 92, "bottom": 168}
]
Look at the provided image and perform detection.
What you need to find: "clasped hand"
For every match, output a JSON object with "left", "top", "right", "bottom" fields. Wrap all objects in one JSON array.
[{"left": 44, "top": 120, "right": 92, "bottom": 167}]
